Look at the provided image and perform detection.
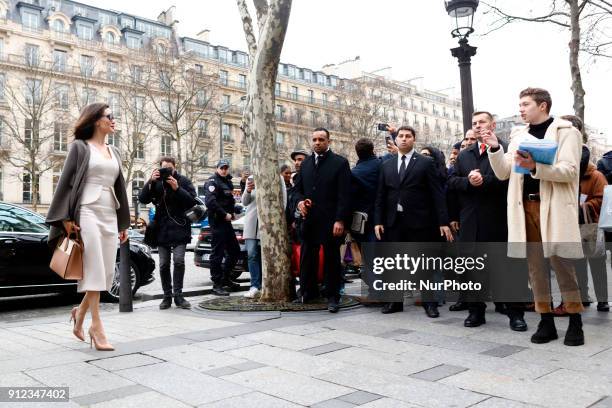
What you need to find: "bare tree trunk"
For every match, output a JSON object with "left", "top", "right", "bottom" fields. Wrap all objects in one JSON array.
[
  {"left": 568, "top": 0, "right": 586, "bottom": 122},
  {"left": 238, "top": 0, "right": 293, "bottom": 302}
]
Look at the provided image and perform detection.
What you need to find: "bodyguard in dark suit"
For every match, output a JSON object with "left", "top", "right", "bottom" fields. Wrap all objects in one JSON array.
[
  {"left": 447, "top": 111, "right": 527, "bottom": 331},
  {"left": 374, "top": 126, "right": 454, "bottom": 317},
  {"left": 294, "top": 128, "right": 352, "bottom": 313}
]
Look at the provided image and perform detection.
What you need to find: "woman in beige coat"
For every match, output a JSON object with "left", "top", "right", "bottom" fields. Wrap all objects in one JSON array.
[{"left": 483, "top": 87, "right": 585, "bottom": 346}]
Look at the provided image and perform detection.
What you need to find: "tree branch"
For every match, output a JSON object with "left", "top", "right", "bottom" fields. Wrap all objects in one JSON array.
[
  {"left": 253, "top": 0, "right": 269, "bottom": 31},
  {"left": 481, "top": 1, "right": 571, "bottom": 28},
  {"left": 236, "top": 0, "right": 258, "bottom": 59}
]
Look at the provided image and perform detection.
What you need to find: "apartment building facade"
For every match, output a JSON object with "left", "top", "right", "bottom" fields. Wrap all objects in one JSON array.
[{"left": 0, "top": 0, "right": 463, "bottom": 213}]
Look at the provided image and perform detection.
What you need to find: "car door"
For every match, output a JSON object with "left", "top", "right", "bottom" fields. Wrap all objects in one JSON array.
[{"left": 0, "top": 204, "right": 55, "bottom": 289}]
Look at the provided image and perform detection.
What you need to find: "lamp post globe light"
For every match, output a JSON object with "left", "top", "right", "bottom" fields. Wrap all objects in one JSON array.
[{"left": 445, "top": 0, "right": 479, "bottom": 134}]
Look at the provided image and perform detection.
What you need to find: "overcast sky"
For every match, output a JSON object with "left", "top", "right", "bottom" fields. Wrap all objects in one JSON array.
[{"left": 100, "top": 0, "right": 612, "bottom": 139}]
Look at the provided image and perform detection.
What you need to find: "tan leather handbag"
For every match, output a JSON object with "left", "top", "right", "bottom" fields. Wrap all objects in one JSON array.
[{"left": 50, "top": 227, "right": 83, "bottom": 280}]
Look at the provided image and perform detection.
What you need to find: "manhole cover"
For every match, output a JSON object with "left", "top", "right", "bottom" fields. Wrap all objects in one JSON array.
[{"left": 197, "top": 295, "right": 360, "bottom": 312}]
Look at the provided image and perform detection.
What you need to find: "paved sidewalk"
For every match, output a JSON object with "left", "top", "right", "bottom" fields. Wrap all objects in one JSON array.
[{"left": 1, "top": 295, "right": 611, "bottom": 407}]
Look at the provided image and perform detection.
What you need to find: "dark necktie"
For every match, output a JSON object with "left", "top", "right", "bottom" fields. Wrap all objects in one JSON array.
[{"left": 399, "top": 155, "right": 407, "bottom": 180}]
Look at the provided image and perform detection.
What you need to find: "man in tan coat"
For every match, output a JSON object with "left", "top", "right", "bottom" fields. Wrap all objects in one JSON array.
[{"left": 482, "top": 87, "right": 585, "bottom": 346}]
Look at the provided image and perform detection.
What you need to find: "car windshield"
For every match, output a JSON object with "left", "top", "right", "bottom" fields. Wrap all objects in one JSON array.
[{"left": 0, "top": 204, "right": 48, "bottom": 233}]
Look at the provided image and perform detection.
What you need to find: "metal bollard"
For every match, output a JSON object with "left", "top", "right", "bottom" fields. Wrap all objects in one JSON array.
[{"left": 119, "top": 239, "right": 133, "bottom": 312}]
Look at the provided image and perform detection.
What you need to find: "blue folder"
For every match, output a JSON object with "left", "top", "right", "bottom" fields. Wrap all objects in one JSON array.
[{"left": 514, "top": 139, "right": 558, "bottom": 174}]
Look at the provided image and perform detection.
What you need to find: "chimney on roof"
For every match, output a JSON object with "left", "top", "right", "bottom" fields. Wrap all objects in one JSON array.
[
  {"left": 196, "top": 29, "right": 210, "bottom": 42},
  {"left": 158, "top": 6, "right": 178, "bottom": 27}
]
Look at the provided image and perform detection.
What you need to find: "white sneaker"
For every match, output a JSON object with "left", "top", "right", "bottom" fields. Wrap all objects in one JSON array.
[{"left": 244, "top": 287, "right": 260, "bottom": 298}]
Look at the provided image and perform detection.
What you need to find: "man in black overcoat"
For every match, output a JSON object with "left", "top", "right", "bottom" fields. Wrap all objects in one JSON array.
[{"left": 293, "top": 128, "right": 352, "bottom": 313}]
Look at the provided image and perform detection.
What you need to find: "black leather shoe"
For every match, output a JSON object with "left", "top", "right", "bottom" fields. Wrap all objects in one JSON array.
[
  {"left": 597, "top": 302, "right": 610, "bottom": 312},
  {"left": 328, "top": 299, "right": 339, "bottom": 313},
  {"left": 509, "top": 315, "right": 528, "bottom": 332},
  {"left": 424, "top": 304, "right": 440, "bottom": 318},
  {"left": 212, "top": 285, "right": 230, "bottom": 296},
  {"left": 531, "top": 313, "right": 558, "bottom": 344},
  {"left": 564, "top": 313, "right": 584, "bottom": 346},
  {"left": 381, "top": 302, "right": 403, "bottom": 314},
  {"left": 464, "top": 312, "right": 486, "bottom": 327},
  {"left": 159, "top": 297, "right": 172, "bottom": 310},
  {"left": 174, "top": 295, "right": 191, "bottom": 309},
  {"left": 449, "top": 301, "right": 468, "bottom": 311}
]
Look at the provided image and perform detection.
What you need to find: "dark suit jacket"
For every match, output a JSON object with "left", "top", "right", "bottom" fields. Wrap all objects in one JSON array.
[
  {"left": 447, "top": 142, "right": 508, "bottom": 242},
  {"left": 374, "top": 152, "right": 449, "bottom": 229},
  {"left": 293, "top": 150, "right": 352, "bottom": 243}
]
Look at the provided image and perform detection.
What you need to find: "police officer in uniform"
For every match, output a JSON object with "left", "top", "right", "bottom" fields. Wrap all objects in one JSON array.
[{"left": 205, "top": 159, "right": 241, "bottom": 296}]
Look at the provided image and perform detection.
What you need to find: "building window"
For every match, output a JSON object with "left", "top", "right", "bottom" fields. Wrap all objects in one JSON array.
[
  {"left": 238, "top": 74, "right": 247, "bottom": 89},
  {"left": 196, "top": 119, "right": 208, "bottom": 138},
  {"left": 130, "top": 65, "right": 143, "bottom": 84},
  {"left": 77, "top": 23, "right": 93, "bottom": 40},
  {"left": 25, "top": 79, "right": 42, "bottom": 105},
  {"left": 275, "top": 82, "right": 280, "bottom": 96},
  {"left": 22, "top": 10, "right": 39, "bottom": 30},
  {"left": 53, "top": 122, "right": 68, "bottom": 152},
  {"left": 159, "top": 70, "right": 171, "bottom": 90},
  {"left": 290, "top": 86, "right": 298, "bottom": 100},
  {"left": 126, "top": 35, "right": 141, "bottom": 49},
  {"left": 196, "top": 90, "right": 207, "bottom": 107},
  {"left": 25, "top": 44, "right": 39, "bottom": 67},
  {"left": 55, "top": 84, "right": 68, "bottom": 110},
  {"left": 219, "top": 70, "right": 228, "bottom": 86},
  {"left": 0, "top": 74, "right": 6, "bottom": 101},
  {"left": 322, "top": 93, "right": 328, "bottom": 105},
  {"left": 195, "top": 64, "right": 203, "bottom": 74},
  {"left": 222, "top": 123, "right": 231, "bottom": 141},
  {"left": 132, "top": 171, "right": 145, "bottom": 193},
  {"left": 303, "top": 70, "right": 312, "bottom": 82},
  {"left": 308, "top": 90, "right": 314, "bottom": 103},
  {"left": 52, "top": 19, "right": 65, "bottom": 33},
  {"left": 222, "top": 94, "right": 231, "bottom": 106},
  {"left": 81, "top": 88, "right": 96, "bottom": 106},
  {"left": 133, "top": 96, "right": 145, "bottom": 120},
  {"left": 22, "top": 173, "right": 39, "bottom": 204},
  {"left": 105, "top": 32, "right": 116, "bottom": 45},
  {"left": 276, "top": 131, "right": 285, "bottom": 145},
  {"left": 108, "top": 92, "right": 120, "bottom": 116},
  {"left": 275, "top": 105, "right": 284, "bottom": 120},
  {"left": 52, "top": 50, "right": 66, "bottom": 72},
  {"left": 107, "top": 130, "right": 120, "bottom": 148},
  {"left": 160, "top": 136, "right": 172, "bottom": 156},
  {"left": 134, "top": 135, "right": 145, "bottom": 159},
  {"left": 200, "top": 151, "right": 208, "bottom": 167},
  {"left": 310, "top": 110, "right": 317, "bottom": 126},
  {"left": 107, "top": 60, "right": 118, "bottom": 81},
  {"left": 80, "top": 55, "right": 94, "bottom": 77}
]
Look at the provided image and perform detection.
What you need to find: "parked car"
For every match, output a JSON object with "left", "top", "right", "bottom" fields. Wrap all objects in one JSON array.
[
  {"left": 194, "top": 217, "right": 248, "bottom": 281},
  {"left": 186, "top": 219, "right": 208, "bottom": 251},
  {"left": 0, "top": 202, "right": 155, "bottom": 301}
]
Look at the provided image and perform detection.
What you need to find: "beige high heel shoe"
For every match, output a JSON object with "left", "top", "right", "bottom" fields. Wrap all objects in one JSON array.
[
  {"left": 88, "top": 328, "right": 114, "bottom": 351},
  {"left": 69, "top": 307, "right": 85, "bottom": 342}
]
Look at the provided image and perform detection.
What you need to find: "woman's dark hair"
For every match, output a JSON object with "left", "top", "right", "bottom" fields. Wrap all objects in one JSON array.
[
  {"left": 422, "top": 145, "right": 448, "bottom": 181},
  {"left": 74, "top": 103, "right": 109, "bottom": 140}
]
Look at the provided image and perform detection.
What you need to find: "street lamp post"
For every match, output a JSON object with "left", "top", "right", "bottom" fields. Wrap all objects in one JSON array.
[{"left": 445, "top": 0, "right": 479, "bottom": 134}]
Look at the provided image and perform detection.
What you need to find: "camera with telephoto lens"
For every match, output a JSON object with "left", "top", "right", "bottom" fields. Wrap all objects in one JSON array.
[{"left": 158, "top": 167, "right": 173, "bottom": 182}]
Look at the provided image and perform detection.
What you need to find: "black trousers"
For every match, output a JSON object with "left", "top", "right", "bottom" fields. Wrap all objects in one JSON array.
[
  {"left": 385, "top": 213, "right": 441, "bottom": 306},
  {"left": 299, "top": 237, "right": 342, "bottom": 302},
  {"left": 158, "top": 244, "right": 186, "bottom": 297},
  {"left": 209, "top": 221, "right": 240, "bottom": 285}
]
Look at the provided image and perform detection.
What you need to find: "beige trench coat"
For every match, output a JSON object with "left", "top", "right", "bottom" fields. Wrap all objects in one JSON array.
[{"left": 488, "top": 118, "right": 583, "bottom": 258}]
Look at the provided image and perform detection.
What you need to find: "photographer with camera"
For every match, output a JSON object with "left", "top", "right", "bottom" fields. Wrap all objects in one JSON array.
[{"left": 139, "top": 156, "right": 197, "bottom": 310}]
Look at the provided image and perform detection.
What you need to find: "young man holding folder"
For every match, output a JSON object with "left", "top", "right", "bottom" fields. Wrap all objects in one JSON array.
[{"left": 482, "top": 87, "right": 585, "bottom": 346}]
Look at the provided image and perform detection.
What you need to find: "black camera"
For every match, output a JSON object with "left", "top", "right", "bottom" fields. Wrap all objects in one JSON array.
[
  {"left": 159, "top": 167, "right": 173, "bottom": 181},
  {"left": 377, "top": 123, "right": 390, "bottom": 131}
]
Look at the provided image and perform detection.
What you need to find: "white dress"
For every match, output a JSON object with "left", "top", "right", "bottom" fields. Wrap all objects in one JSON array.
[{"left": 77, "top": 144, "right": 120, "bottom": 292}]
